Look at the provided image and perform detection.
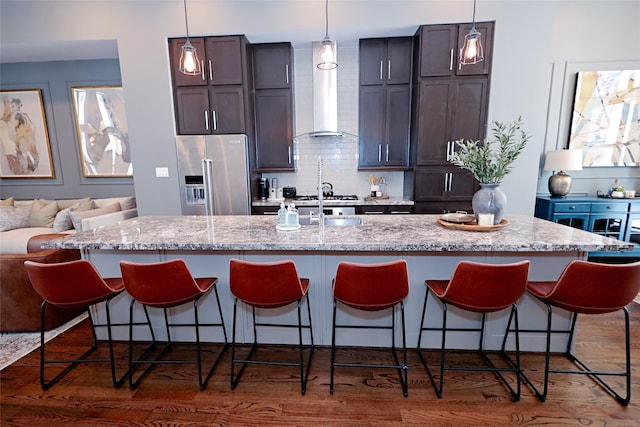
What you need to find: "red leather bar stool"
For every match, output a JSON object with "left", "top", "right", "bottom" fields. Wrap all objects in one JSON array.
[
  {"left": 24, "top": 259, "right": 128, "bottom": 390},
  {"left": 331, "top": 260, "right": 409, "bottom": 397},
  {"left": 119, "top": 259, "right": 227, "bottom": 390},
  {"left": 229, "top": 259, "right": 314, "bottom": 395},
  {"left": 417, "top": 260, "right": 530, "bottom": 400},
  {"left": 521, "top": 260, "right": 640, "bottom": 405}
]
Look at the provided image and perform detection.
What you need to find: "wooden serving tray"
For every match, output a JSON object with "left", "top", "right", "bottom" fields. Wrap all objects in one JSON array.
[{"left": 437, "top": 217, "right": 508, "bottom": 232}]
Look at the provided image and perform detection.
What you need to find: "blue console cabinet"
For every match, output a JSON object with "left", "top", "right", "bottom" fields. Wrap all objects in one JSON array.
[{"left": 535, "top": 196, "right": 639, "bottom": 260}]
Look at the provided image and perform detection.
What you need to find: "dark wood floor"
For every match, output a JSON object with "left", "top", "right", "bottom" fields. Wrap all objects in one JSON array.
[{"left": 2, "top": 303, "right": 639, "bottom": 426}]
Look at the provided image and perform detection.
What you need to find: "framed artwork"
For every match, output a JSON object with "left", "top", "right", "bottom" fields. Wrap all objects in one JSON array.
[
  {"left": 0, "top": 89, "right": 55, "bottom": 178},
  {"left": 71, "top": 85, "right": 132, "bottom": 177},
  {"left": 568, "top": 69, "right": 640, "bottom": 167}
]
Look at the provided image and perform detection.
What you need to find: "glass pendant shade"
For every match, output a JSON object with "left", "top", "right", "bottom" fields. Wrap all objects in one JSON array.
[
  {"left": 317, "top": 36, "right": 338, "bottom": 70},
  {"left": 179, "top": 40, "right": 201, "bottom": 75},
  {"left": 460, "top": 27, "right": 484, "bottom": 65}
]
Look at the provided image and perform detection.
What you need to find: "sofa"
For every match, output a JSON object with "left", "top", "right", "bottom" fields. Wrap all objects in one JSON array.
[{"left": 0, "top": 196, "right": 137, "bottom": 332}]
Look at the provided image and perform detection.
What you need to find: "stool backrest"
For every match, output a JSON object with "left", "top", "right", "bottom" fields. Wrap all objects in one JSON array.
[
  {"left": 120, "top": 259, "right": 200, "bottom": 307},
  {"left": 229, "top": 259, "right": 304, "bottom": 306},
  {"left": 333, "top": 260, "right": 409, "bottom": 310},
  {"left": 545, "top": 260, "right": 640, "bottom": 313},
  {"left": 443, "top": 260, "right": 530, "bottom": 312},
  {"left": 24, "top": 259, "right": 116, "bottom": 309}
]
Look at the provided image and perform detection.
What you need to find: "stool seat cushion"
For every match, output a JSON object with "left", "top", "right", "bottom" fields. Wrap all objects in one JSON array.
[
  {"left": 333, "top": 260, "right": 408, "bottom": 311},
  {"left": 527, "top": 260, "right": 640, "bottom": 315},
  {"left": 120, "top": 259, "right": 216, "bottom": 308}
]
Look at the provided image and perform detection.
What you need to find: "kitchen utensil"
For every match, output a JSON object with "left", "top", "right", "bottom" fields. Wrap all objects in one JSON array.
[{"left": 440, "top": 212, "right": 476, "bottom": 223}]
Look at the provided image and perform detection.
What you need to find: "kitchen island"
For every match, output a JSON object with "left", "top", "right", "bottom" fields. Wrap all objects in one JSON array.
[{"left": 47, "top": 214, "right": 632, "bottom": 351}]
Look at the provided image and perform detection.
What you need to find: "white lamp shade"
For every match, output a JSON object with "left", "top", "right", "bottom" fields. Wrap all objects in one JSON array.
[{"left": 543, "top": 150, "right": 583, "bottom": 171}]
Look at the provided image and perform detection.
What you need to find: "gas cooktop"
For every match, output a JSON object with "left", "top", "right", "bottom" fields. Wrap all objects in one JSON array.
[{"left": 294, "top": 194, "right": 359, "bottom": 201}]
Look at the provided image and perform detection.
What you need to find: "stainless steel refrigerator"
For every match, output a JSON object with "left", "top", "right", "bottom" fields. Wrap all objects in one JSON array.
[{"left": 176, "top": 135, "right": 251, "bottom": 215}]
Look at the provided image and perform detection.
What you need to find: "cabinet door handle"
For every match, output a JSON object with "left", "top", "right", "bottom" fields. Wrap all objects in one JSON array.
[
  {"left": 449, "top": 49, "right": 454, "bottom": 71},
  {"left": 458, "top": 48, "right": 463, "bottom": 71},
  {"left": 200, "top": 60, "right": 206, "bottom": 81},
  {"left": 378, "top": 144, "right": 382, "bottom": 163},
  {"left": 387, "top": 60, "right": 391, "bottom": 81},
  {"left": 208, "top": 60, "right": 213, "bottom": 81},
  {"left": 379, "top": 60, "right": 383, "bottom": 81},
  {"left": 212, "top": 110, "right": 217, "bottom": 131},
  {"left": 285, "top": 64, "right": 290, "bottom": 84},
  {"left": 386, "top": 144, "right": 389, "bottom": 162},
  {"left": 443, "top": 172, "right": 449, "bottom": 193},
  {"left": 204, "top": 111, "right": 209, "bottom": 130},
  {"left": 288, "top": 145, "right": 291, "bottom": 164},
  {"left": 448, "top": 173, "right": 453, "bottom": 192}
]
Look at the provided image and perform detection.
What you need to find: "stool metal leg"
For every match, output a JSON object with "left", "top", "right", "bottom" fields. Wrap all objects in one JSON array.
[
  {"left": 516, "top": 302, "right": 632, "bottom": 406},
  {"left": 331, "top": 300, "right": 408, "bottom": 397},
  {"left": 419, "top": 288, "right": 522, "bottom": 401},
  {"left": 40, "top": 298, "right": 129, "bottom": 390}
]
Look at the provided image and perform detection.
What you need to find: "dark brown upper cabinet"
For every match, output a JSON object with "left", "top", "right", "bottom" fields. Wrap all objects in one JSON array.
[
  {"left": 358, "top": 37, "right": 413, "bottom": 170},
  {"left": 169, "top": 35, "right": 252, "bottom": 136},
  {"left": 360, "top": 37, "right": 413, "bottom": 85},
  {"left": 414, "top": 78, "right": 488, "bottom": 166},
  {"left": 252, "top": 43, "right": 295, "bottom": 171},
  {"left": 169, "top": 36, "right": 245, "bottom": 87},
  {"left": 418, "top": 22, "right": 494, "bottom": 78},
  {"left": 252, "top": 43, "right": 293, "bottom": 89}
]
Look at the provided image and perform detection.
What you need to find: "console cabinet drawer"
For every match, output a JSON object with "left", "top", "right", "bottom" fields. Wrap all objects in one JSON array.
[
  {"left": 590, "top": 202, "right": 629, "bottom": 213},
  {"left": 552, "top": 203, "right": 590, "bottom": 213}
]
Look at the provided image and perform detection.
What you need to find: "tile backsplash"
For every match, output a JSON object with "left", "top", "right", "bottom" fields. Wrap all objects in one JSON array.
[{"left": 261, "top": 44, "right": 405, "bottom": 198}]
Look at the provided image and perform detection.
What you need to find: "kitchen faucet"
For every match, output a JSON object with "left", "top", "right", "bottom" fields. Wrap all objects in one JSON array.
[{"left": 311, "top": 157, "right": 325, "bottom": 226}]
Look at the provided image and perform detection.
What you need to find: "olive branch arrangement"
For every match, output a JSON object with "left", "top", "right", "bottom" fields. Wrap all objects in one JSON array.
[{"left": 448, "top": 117, "right": 530, "bottom": 184}]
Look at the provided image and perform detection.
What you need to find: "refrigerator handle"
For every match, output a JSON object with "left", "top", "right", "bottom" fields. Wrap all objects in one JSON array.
[{"left": 202, "top": 158, "right": 215, "bottom": 216}]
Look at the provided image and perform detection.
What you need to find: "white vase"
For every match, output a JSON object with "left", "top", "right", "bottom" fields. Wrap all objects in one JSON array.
[{"left": 472, "top": 183, "right": 506, "bottom": 224}]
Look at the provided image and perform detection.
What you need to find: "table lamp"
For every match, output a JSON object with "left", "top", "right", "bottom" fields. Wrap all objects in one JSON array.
[{"left": 544, "top": 150, "right": 583, "bottom": 197}]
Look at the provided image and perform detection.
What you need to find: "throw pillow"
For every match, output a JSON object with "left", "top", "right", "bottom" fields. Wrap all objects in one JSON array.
[
  {"left": 0, "top": 205, "right": 31, "bottom": 231},
  {"left": 0, "top": 197, "right": 15, "bottom": 206},
  {"left": 57, "top": 197, "right": 92, "bottom": 210},
  {"left": 70, "top": 202, "right": 121, "bottom": 231},
  {"left": 30, "top": 199, "right": 59, "bottom": 228},
  {"left": 52, "top": 199, "right": 93, "bottom": 233}
]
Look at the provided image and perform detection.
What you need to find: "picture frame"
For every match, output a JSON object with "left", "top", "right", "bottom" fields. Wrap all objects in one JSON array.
[
  {"left": 0, "top": 89, "right": 55, "bottom": 178},
  {"left": 567, "top": 69, "right": 640, "bottom": 167},
  {"left": 71, "top": 85, "right": 132, "bottom": 177}
]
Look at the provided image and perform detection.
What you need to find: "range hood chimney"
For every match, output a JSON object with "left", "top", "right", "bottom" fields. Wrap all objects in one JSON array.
[{"left": 310, "top": 41, "right": 342, "bottom": 137}]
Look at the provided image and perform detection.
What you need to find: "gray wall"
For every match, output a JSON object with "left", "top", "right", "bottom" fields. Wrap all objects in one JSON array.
[
  {"left": 1, "top": 1, "right": 638, "bottom": 215},
  {"left": 0, "top": 59, "right": 135, "bottom": 200}
]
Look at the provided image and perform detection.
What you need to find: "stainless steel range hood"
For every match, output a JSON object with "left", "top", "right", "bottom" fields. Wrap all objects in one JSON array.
[{"left": 309, "top": 41, "right": 342, "bottom": 137}]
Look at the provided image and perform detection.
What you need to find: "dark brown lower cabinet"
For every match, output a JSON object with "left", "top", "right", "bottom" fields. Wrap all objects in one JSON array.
[{"left": 412, "top": 166, "right": 477, "bottom": 213}]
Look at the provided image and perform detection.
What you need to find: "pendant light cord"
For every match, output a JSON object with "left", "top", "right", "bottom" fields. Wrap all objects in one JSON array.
[
  {"left": 183, "top": 0, "right": 191, "bottom": 40},
  {"left": 471, "top": 0, "right": 477, "bottom": 29},
  {"left": 324, "top": 0, "right": 329, "bottom": 38}
]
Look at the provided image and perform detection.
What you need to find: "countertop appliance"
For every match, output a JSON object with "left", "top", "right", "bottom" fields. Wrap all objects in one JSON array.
[
  {"left": 283, "top": 187, "right": 296, "bottom": 199},
  {"left": 293, "top": 194, "right": 358, "bottom": 201},
  {"left": 176, "top": 135, "right": 251, "bottom": 215}
]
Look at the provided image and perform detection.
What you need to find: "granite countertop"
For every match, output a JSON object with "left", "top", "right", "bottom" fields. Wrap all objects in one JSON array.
[
  {"left": 252, "top": 197, "right": 414, "bottom": 207},
  {"left": 45, "top": 214, "right": 633, "bottom": 253}
]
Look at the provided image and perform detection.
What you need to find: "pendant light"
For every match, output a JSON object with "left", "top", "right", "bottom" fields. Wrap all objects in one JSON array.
[
  {"left": 460, "top": 0, "right": 484, "bottom": 66},
  {"left": 317, "top": 0, "right": 337, "bottom": 70},
  {"left": 179, "top": 0, "right": 201, "bottom": 75}
]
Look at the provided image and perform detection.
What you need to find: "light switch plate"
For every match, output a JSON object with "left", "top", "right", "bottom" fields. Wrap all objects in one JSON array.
[{"left": 155, "top": 167, "right": 169, "bottom": 178}]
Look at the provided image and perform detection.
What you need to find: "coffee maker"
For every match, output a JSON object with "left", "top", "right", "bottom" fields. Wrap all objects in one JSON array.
[{"left": 258, "top": 178, "right": 269, "bottom": 200}]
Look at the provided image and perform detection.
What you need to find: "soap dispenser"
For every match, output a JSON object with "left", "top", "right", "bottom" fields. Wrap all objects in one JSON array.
[
  {"left": 286, "top": 203, "right": 299, "bottom": 226},
  {"left": 278, "top": 202, "right": 286, "bottom": 225}
]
